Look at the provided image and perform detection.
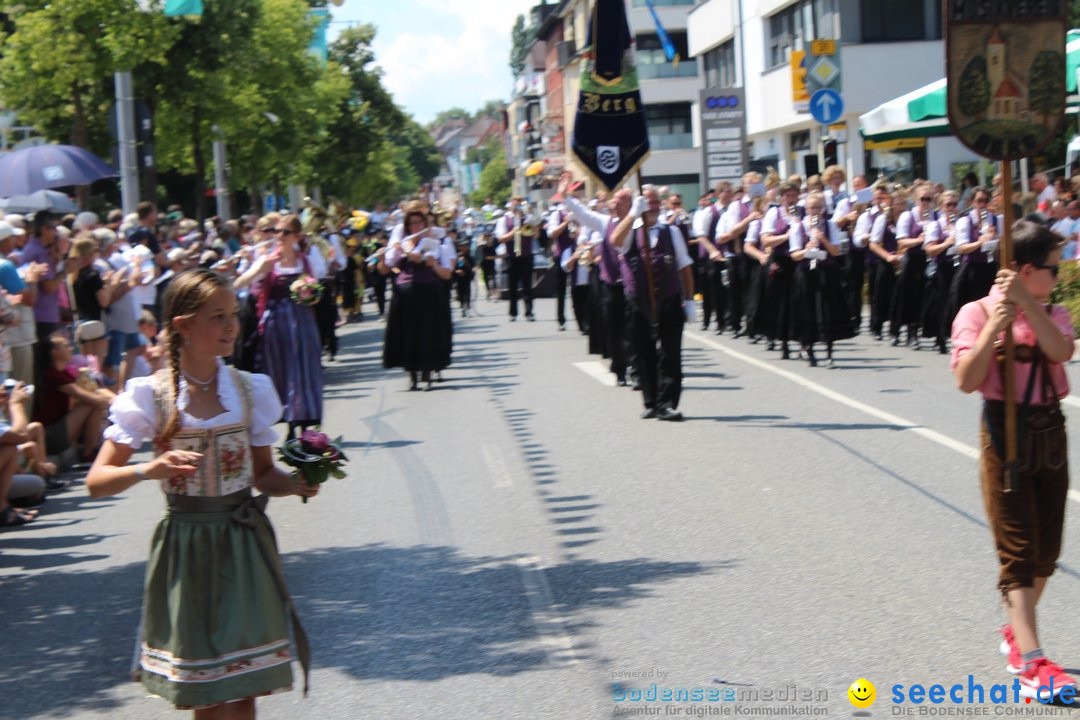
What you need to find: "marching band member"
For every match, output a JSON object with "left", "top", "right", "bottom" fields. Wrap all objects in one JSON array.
[
  {"left": 866, "top": 185, "right": 902, "bottom": 341},
  {"left": 760, "top": 182, "right": 801, "bottom": 359},
  {"left": 946, "top": 187, "right": 1002, "bottom": 336},
  {"left": 560, "top": 175, "right": 633, "bottom": 386},
  {"left": 690, "top": 191, "right": 722, "bottom": 332},
  {"left": 547, "top": 195, "right": 577, "bottom": 331},
  {"left": 608, "top": 188, "right": 695, "bottom": 421},
  {"left": 495, "top": 196, "right": 536, "bottom": 322},
  {"left": 891, "top": 183, "right": 934, "bottom": 347},
  {"left": 921, "top": 191, "right": 960, "bottom": 354},
  {"left": 718, "top": 172, "right": 766, "bottom": 338}
]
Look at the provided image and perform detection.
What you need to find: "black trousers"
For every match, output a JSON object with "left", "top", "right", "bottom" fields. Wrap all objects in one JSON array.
[
  {"left": 628, "top": 296, "right": 684, "bottom": 411},
  {"left": 870, "top": 261, "right": 895, "bottom": 336},
  {"left": 845, "top": 251, "right": 866, "bottom": 331},
  {"left": 507, "top": 256, "right": 534, "bottom": 318},
  {"left": 708, "top": 258, "right": 744, "bottom": 331},
  {"left": 315, "top": 277, "right": 338, "bottom": 357},
  {"left": 571, "top": 284, "right": 589, "bottom": 333},
  {"left": 455, "top": 276, "right": 472, "bottom": 309},
  {"left": 556, "top": 268, "right": 568, "bottom": 326},
  {"left": 694, "top": 257, "right": 711, "bottom": 327},
  {"left": 370, "top": 272, "right": 388, "bottom": 316},
  {"left": 601, "top": 283, "right": 628, "bottom": 381}
]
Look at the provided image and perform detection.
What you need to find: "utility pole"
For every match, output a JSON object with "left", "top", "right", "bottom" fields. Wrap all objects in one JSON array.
[
  {"left": 114, "top": 71, "right": 140, "bottom": 215},
  {"left": 211, "top": 124, "right": 231, "bottom": 220}
]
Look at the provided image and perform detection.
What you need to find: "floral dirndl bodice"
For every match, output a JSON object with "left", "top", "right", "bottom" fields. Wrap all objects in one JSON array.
[{"left": 150, "top": 368, "right": 255, "bottom": 497}]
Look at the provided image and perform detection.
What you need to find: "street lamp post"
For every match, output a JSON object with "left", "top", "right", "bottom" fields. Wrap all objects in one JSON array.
[{"left": 211, "top": 124, "right": 231, "bottom": 220}]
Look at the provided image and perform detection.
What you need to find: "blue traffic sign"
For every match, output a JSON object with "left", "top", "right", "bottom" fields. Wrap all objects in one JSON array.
[{"left": 809, "top": 88, "right": 844, "bottom": 125}]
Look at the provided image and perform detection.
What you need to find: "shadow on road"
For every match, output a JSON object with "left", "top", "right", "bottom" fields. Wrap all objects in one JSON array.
[{"left": 284, "top": 543, "right": 729, "bottom": 681}]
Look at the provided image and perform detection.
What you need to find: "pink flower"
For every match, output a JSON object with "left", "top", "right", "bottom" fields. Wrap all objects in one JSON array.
[{"left": 301, "top": 430, "right": 330, "bottom": 452}]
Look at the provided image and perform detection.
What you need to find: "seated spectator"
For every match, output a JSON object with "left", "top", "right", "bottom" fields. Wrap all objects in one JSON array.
[
  {"left": 71, "top": 320, "right": 117, "bottom": 399},
  {"left": 0, "top": 380, "right": 59, "bottom": 485},
  {"left": 0, "top": 381, "right": 40, "bottom": 526},
  {"left": 128, "top": 311, "right": 164, "bottom": 379},
  {"left": 32, "top": 334, "right": 109, "bottom": 463}
]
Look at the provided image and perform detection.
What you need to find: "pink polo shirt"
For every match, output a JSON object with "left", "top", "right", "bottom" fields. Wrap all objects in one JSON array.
[{"left": 950, "top": 287, "right": 1074, "bottom": 404}]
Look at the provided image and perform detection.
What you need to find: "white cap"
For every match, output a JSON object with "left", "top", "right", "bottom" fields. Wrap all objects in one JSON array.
[
  {"left": 0, "top": 221, "right": 21, "bottom": 240},
  {"left": 3, "top": 214, "right": 26, "bottom": 230},
  {"left": 166, "top": 248, "right": 186, "bottom": 263},
  {"left": 73, "top": 211, "right": 99, "bottom": 231}
]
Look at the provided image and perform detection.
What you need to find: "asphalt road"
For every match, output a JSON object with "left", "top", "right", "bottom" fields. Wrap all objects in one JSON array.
[{"left": 6, "top": 293, "right": 1080, "bottom": 719}]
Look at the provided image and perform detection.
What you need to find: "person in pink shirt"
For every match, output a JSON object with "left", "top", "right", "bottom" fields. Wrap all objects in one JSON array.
[{"left": 951, "top": 220, "right": 1076, "bottom": 700}]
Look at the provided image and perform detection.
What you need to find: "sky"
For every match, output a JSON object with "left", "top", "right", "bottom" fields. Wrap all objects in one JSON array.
[{"left": 328, "top": 0, "right": 539, "bottom": 126}]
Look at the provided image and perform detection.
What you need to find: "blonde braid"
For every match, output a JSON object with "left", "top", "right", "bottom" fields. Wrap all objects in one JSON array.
[{"left": 159, "top": 330, "right": 183, "bottom": 443}]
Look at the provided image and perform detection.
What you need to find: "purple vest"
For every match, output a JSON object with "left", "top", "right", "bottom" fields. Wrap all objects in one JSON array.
[
  {"left": 551, "top": 210, "right": 573, "bottom": 256},
  {"left": 963, "top": 210, "right": 996, "bottom": 264},
  {"left": 619, "top": 225, "right": 681, "bottom": 303},
  {"left": 598, "top": 219, "right": 622, "bottom": 286},
  {"left": 396, "top": 256, "right": 439, "bottom": 284},
  {"left": 768, "top": 208, "right": 793, "bottom": 261},
  {"left": 700, "top": 205, "right": 722, "bottom": 259}
]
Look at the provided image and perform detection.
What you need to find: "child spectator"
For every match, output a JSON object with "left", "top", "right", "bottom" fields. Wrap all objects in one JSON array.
[{"left": 32, "top": 334, "right": 110, "bottom": 463}]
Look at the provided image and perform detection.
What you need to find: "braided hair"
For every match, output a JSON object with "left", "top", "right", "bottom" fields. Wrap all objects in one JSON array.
[{"left": 158, "top": 268, "right": 230, "bottom": 443}]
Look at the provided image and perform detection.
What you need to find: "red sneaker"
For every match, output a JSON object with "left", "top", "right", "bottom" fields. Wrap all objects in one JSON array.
[
  {"left": 999, "top": 625, "right": 1023, "bottom": 674},
  {"left": 1017, "top": 657, "right": 1077, "bottom": 699}
]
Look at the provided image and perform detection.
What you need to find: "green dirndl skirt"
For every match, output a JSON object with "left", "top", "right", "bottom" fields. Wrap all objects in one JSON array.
[{"left": 134, "top": 489, "right": 309, "bottom": 709}]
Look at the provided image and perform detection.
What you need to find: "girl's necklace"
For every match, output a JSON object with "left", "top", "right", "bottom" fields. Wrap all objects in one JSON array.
[{"left": 182, "top": 367, "right": 217, "bottom": 392}]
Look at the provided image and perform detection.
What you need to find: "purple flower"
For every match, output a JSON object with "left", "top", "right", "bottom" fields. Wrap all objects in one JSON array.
[{"left": 301, "top": 430, "right": 330, "bottom": 452}]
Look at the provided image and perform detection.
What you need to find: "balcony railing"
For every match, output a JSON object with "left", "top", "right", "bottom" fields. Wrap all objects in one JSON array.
[{"left": 637, "top": 59, "right": 698, "bottom": 79}]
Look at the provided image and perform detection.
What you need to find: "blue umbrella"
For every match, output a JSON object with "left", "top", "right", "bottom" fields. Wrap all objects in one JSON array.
[{"left": 0, "top": 144, "right": 117, "bottom": 197}]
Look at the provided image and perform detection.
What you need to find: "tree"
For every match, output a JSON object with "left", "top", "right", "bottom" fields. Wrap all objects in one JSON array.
[
  {"left": 428, "top": 107, "right": 471, "bottom": 131},
  {"left": 510, "top": 14, "right": 530, "bottom": 76},
  {"left": 475, "top": 99, "right": 506, "bottom": 120},
  {"left": 0, "top": 0, "right": 175, "bottom": 154},
  {"left": 1029, "top": 50, "right": 1066, "bottom": 126},
  {"left": 957, "top": 55, "right": 991, "bottom": 122},
  {"left": 470, "top": 143, "right": 511, "bottom": 206}
]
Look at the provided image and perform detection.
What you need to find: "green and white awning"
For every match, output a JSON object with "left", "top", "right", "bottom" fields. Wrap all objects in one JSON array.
[{"left": 859, "top": 30, "right": 1080, "bottom": 142}]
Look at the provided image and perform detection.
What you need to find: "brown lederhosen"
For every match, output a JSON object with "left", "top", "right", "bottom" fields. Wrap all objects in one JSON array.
[{"left": 978, "top": 308, "right": 1069, "bottom": 594}]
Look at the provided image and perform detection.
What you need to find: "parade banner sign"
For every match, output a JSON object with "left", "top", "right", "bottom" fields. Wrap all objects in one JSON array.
[
  {"left": 945, "top": 1, "right": 1068, "bottom": 161},
  {"left": 571, "top": 0, "right": 650, "bottom": 192}
]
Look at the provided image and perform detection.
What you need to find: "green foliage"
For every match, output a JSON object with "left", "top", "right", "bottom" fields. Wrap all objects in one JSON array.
[
  {"left": 1051, "top": 260, "right": 1080, "bottom": 329},
  {"left": 510, "top": 13, "right": 530, "bottom": 76},
  {"left": 469, "top": 142, "right": 511, "bottom": 206},
  {"left": 0, "top": 2, "right": 437, "bottom": 214},
  {"left": 958, "top": 56, "right": 990, "bottom": 120},
  {"left": 1028, "top": 50, "right": 1066, "bottom": 124}
]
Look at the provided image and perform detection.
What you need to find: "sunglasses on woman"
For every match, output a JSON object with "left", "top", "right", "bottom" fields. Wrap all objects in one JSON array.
[{"left": 1034, "top": 262, "right": 1059, "bottom": 278}]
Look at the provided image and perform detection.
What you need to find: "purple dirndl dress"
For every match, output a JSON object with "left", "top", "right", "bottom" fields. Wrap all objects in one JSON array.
[{"left": 256, "top": 262, "right": 323, "bottom": 424}]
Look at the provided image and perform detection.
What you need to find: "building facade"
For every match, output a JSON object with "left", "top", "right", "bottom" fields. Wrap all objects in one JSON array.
[{"left": 687, "top": 0, "right": 983, "bottom": 187}]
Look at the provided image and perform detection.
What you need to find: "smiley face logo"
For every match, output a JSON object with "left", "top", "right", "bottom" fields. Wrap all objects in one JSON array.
[{"left": 848, "top": 678, "right": 876, "bottom": 708}]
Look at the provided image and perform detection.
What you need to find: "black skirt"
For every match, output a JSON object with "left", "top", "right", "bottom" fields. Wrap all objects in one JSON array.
[
  {"left": 891, "top": 249, "right": 926, "bottom": 327},
  {"left": 743, "top": 259, "right": 770, "bottom": 338},
  {"left": 920, "top": 259, "right": 956, "bottom": 339},
  {"left": 763, "top": 254, "right": 794, "bottom": 342},
  {"left": 587, "top": 267, "right": 606, "bottom": 356},
  {"left": 382, "top": 280, "right": 452, "bottom": 372},
  {"left": 792, "top": 261, "right": 855, "bottom": 345},
  {"left": 945, "top": 261, "right": 995, "bottom": 332}
]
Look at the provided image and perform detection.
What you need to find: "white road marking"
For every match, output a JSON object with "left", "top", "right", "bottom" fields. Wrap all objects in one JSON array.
[
  {"left": 1063, "top": 396, "right": 1080, "bottom": 409},
  {"left": 685, "top": 331, "right": 1080, "bottom": 507},
  {"left": 515, "top": 555, "right": 581, "bottom": 665},
  {"left": 573, "top": 360, "right": 617, "bottom": 387},
  {"left": 482, "top": 443, "right": 513, "bottom": 489}
]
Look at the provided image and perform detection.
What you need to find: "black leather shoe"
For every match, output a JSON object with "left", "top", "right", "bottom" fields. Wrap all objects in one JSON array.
[
  {"left": 510, "top": 316, "right": 517, "bottom": 322},
  {"left": 655, "top": 407, "right": 683, "bottom": 422},
  {"left": 526, "top": 314, "right": 536, "bottom": 322},
  {"left": 617, "top": 377, "right": 629, "bottom": 387},
  {"left": 640, "top": 408, "right": 656, "bottom": 419},
  {"left": 632, "top": 381, "right": 642, "bottom": 391}
]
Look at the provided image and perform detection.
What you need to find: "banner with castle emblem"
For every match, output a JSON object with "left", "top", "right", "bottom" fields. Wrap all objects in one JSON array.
[
  {"left": 945, "top": 1, "right": 1068, "bottom": 161},
  {"left": 571, "top": 0, "right": 650, "bottom": 191}
]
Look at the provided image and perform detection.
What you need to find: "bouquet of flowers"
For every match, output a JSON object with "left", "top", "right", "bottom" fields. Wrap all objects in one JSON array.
[
  {"left": 278, "top": 430, "right": 348, "bottom": 503},
  {"left": 289, "top": 275, "right": 324, "bottom": 306}
]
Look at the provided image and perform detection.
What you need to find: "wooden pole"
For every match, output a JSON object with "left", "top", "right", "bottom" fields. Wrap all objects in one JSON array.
[{"left": 999, "top": 160, "right": 1019, "bottom": 493}]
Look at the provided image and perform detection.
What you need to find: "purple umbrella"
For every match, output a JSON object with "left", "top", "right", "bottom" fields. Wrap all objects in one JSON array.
[{"left": 0, "top": 144, "right": 117, "bottom": 197}]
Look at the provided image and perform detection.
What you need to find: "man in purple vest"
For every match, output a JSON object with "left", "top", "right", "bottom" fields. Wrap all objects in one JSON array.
[
  {"left": 495, "top": 196, "right": 535, "bottom": 321},
  {"left": 547, "top": 192, "right": 579, "bottom": 331},
  {"left": 610, "top": 188, "right": 696, "bottom": 421},
  {"left": 560, "top": 175, "right": 634, "bottom": 386}
]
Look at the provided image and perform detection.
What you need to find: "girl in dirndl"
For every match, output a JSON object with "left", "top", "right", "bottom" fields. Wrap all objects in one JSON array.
[
  {"left": 251, "top": 214, "right": 324, "bottom": 439},
  {"left": 87, "top": 268, "right": 319, "bottom": 718}
]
